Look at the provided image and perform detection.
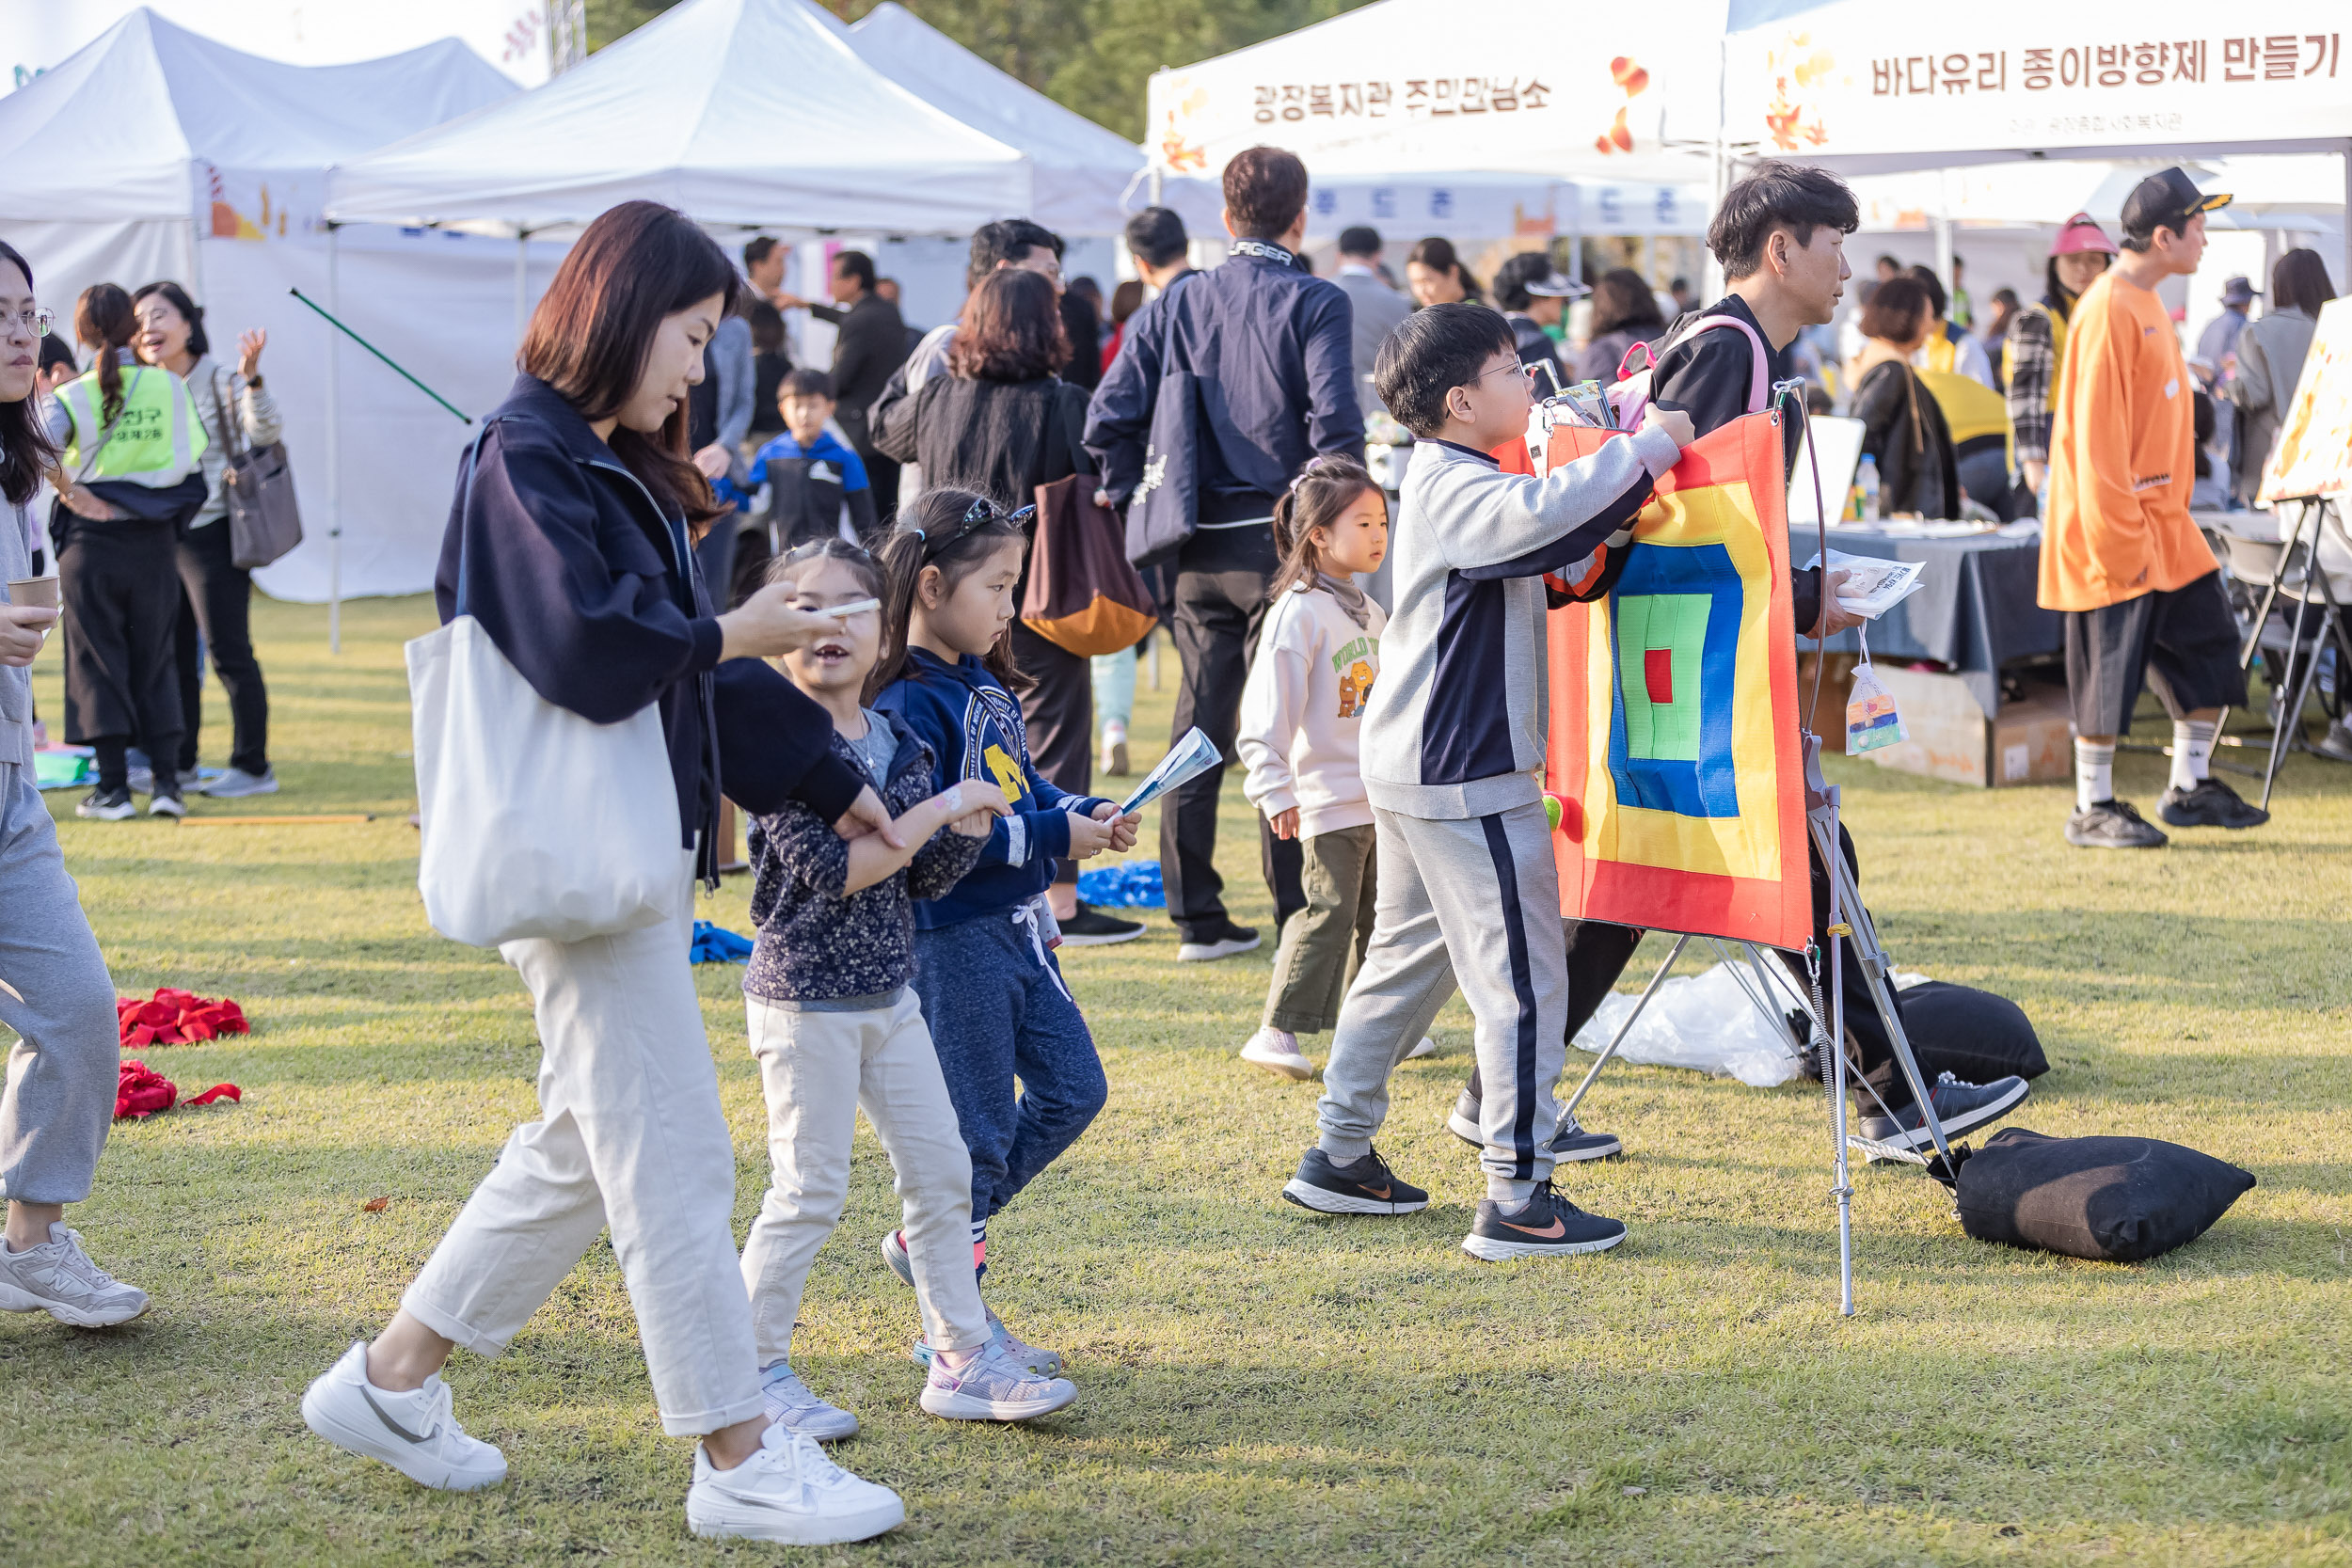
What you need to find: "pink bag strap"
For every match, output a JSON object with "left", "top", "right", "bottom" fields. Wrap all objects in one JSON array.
[{"left": 1633, "top": 314, "right": 1771, "bottom": 413}]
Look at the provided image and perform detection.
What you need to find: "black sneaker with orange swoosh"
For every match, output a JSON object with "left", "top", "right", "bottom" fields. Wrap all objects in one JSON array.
[
  {"left": 1460, "top": 1180, "right": 1627, "bottom": 1261},
  {"left": 1280, "top": 1147, "right": 1429, "bottom": 1215}
]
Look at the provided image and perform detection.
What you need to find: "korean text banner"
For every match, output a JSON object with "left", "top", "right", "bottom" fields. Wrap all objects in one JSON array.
[
  {"left": 1726, "top": 0, "right": 2348, "bottom": 163},
  {"left": 1534, "top": 413, "right": 1811, "bottom": 952}
]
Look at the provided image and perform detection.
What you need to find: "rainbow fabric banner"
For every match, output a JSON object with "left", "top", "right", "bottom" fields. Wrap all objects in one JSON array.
[{"left": 1532, "top": 411, "right": 1811, "bottom": 951}]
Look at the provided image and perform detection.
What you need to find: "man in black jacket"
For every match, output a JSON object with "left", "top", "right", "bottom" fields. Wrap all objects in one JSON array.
[
  {"left": 1086, "top": 146, "right": 1362, "bottom": 962},
  {"left": 781, "top": 249, "right": 908, "bottom": 517}
]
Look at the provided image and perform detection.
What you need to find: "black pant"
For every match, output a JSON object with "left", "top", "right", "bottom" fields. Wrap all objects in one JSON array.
[
  {"left": 1159, "top": 523, "right": 1304, "bottom": 942},
  {"left": 1009, "top": 621, "right": 1092, "bottom": 887},
  {"left": 173, "top": 518, "right": 269, "bottom": 775},
  {"left": 58, "top": 516, "right": 183, "bottom": 791},
  {"left": 1463, "top": 827, "right": 1916, "bottom": 1114},
  {"left": 863, "top": 450, "right": 901, "bottom": 521}
]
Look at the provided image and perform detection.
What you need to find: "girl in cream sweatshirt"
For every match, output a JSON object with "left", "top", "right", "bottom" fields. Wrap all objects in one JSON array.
[{"left": 1235, "top": 456, "right": 1425, "bottom": 1081}]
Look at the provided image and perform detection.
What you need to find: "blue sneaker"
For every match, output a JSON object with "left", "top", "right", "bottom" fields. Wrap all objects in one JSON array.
[
  {"left": 1858, "top": 1071, "right": 2029, "bottom": 1154},
  {"left": 1460, "top": 1181, "right": 1628, "bottom": 1262},
  {"left": 760, "top": 1366, "right": 858, "bottom": 1442}
]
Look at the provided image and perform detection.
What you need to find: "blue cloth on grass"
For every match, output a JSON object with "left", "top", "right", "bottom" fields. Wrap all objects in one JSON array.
[
  {"left": 689, "top": 920, "right": 754, "bottom": 964},
  {"left": 1074, "top": 858, "right": 1164, "bottom": 909}
]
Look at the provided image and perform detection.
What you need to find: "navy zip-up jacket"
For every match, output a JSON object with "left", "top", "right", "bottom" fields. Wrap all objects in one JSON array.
[
  {"left": 1085, "top": 241, "right": 1363, "bottom": 524},
  {"left": 874, "top": 647, "right": 1113, "bottom": 929},
  {"left": 434, "top": 375, "right": 866, "bottom": 875}
]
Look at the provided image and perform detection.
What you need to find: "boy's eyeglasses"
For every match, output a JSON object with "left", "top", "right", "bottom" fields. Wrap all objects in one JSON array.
[
  {"left": 1473, "top": 358, "right": 1538, "bottom": 387},
  {"left": 912, "top": 496, "right": 1036, "bottom": 559}
]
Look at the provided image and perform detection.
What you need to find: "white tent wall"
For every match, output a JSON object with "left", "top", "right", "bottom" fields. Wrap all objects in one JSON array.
[
  {"left": 6, "top": 220, "right": 189, "bottom": 324},
  {"left": 2, "top": 0, "right": 551, "bottom": 87}
]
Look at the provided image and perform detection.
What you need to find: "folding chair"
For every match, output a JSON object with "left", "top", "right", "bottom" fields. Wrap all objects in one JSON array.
[{"left": 2218, "top": 499, "right": 2352, "bottom": 808}]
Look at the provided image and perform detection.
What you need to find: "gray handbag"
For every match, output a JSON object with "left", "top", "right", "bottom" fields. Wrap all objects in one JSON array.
[{"left": 210, "top": 371, "right": 303, "bottom": 569}]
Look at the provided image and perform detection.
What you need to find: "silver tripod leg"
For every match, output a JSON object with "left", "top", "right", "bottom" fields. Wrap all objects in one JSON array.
[
  {"left": 1825, "top": 934, "right": 1855, "bottom": 1317},
  {"left": 1804, "top": 802, "right": 1956, "bottom": 1170},
  {"left": 1557, "top": 933, "right": 1692, "bottom": 1122}
]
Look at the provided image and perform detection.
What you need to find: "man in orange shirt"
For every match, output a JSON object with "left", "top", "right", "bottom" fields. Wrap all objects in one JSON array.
[{"left": 2042, "top": 168, "right": 2266, "bottom": 848}]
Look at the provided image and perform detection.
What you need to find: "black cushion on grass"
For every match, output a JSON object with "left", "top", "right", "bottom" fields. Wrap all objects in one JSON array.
[
  {"left": 1897, "top": 981, "right": 2049, "bottom": 1083},
  {"left": 1954, "top": 1127, "right": 2256, "bottom": 1262}
]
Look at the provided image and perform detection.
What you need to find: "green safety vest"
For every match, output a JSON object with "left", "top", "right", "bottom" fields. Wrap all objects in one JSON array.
[{"left": 54, "top": 363, "right": 207, "bottom": 484}]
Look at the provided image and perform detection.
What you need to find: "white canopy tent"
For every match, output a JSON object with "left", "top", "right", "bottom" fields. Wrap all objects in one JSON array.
[
  {"left": 325, "top": 0, "right": 1033, "bottom": 236},
  {"left": 0, "top": 8, "right": 520, "bottom": 608},
  {"left": 844, "top": 2, "right": 1138, "bottom": 237},
  {"left": 1724, "top": 0, "right": 2352, "bottom": 287},
  {"left": 1, "top": 0, "right": 552, "bottom": 87}
]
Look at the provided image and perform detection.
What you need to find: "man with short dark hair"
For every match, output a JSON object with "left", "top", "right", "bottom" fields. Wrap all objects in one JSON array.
[
  {"left": 742, "top": 235, "right": 784, "bottom": 307},
  {"left": 777, "top": 248, "right": 909, "bottom": 515},
  {"left": 2044, "top": 167, "right": 2265, "bottom": 850},
  {"left": 1087, "top": 145, "right": 1363, "bottom": 961},
  {"left": 1330, "top": 226, "right": 1407, "bottom": 409},
  {"left": 1490, "top": 251, "right": 1583, "bottom": 390},
  {"left": 1124, "top": 206, "right": 1193, "bottom": 293}
]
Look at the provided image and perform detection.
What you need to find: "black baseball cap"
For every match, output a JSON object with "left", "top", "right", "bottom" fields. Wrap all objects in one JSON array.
[{"left": 2120, "top": 166, "right": 2230, "bottom": 243}]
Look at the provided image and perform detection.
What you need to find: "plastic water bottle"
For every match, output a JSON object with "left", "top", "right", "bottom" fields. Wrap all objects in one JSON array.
[{"left": 1853, "top": 453, "right": 1881, "bottom": 520}]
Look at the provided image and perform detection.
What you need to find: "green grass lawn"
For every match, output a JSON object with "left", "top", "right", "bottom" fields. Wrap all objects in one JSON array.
[{"left": 6, "top": 593, "right": 2348, "bottom": 1567}]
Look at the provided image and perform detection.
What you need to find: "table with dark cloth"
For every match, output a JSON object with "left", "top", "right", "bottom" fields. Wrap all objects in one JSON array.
[{"left": 1807, "top": 524, "right": 2061, "bottom": 717}]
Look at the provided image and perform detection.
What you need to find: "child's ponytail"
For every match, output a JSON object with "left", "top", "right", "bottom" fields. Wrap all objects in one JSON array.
[
  {"left": 866, "top": 486, "right": 1030, "bottom": 702},
  {"left": 1268, "top": 454, "right": 1379, "bottom": 601}
]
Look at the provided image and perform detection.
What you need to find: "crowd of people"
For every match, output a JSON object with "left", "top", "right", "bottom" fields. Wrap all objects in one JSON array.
[{"left": 0, "top": 135, "right": 2331, "bottom": 1549}]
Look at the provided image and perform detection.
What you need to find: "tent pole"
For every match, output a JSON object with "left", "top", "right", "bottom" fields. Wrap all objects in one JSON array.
[
  {"left": 2342, "top": 140, "right": 2350, "bottom": 299},
  {"left": 514, "top": 227, "right": 530, "bottom": 351},
  {"left": 1933, "top": 169, "right": 1955, "bottom": 304},
  {"left": 326, "top": 222, "right": 342, "bottom": 656},
  {"left": 1565, "top": 183, "right": 1581, "bottom": 283}
]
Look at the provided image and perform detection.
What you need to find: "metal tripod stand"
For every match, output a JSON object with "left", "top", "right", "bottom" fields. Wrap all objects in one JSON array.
[{"left": 1552, "top": 731, "right": 1957, "bottom": 1316}]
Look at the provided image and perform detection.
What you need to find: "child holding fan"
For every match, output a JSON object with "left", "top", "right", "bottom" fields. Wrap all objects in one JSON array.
[
  {"left": 737, "top": 537, "right": 1078, "bottom": 1437},
  {"left": 871, "top": 490, "right": 1139, "bottom": 1370},
  {"left": 1234, "top": 458, "right": 1429, "bottom": 1081}
]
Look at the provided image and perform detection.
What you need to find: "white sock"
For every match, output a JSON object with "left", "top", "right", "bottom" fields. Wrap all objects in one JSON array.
[
  {"left": 2171, "top": 720, "right": 2216, "bottom": 791},
  {"left": 2074, "top": 739, "right": 2116, "bottom": 812},
  {"left": 1488, "top": 1178, "right": 1537, "bottom": 1209}
]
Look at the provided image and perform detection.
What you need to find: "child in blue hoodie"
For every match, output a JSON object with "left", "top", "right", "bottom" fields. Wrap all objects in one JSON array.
[{"left": 871, "top": 489, "right": 1138, "bottom": 1369}]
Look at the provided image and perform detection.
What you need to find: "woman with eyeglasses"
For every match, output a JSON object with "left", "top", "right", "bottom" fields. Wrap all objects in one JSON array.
[
  {"left": 298, "top": 201, "right": 910, "bottom": 1546},
  {"left": 0, "top": 241, "right": 152, "bottom": 1329},
  {"left": 874, "top": 266, "right": 1142, "bottom": 945},
  {"left": 129, "top": 281, "right": 279, "bottom": 800}
]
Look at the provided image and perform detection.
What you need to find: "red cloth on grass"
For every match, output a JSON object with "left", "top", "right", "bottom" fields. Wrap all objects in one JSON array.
[
  {"left": 117, "top": 988, "right": 249, "bottom": 1047},
  {"left": 115, "top": 1060, "right": 241, "bottom": 1120}
]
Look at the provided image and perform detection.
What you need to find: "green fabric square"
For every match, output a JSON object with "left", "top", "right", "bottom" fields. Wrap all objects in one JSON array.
[{"left": 1615, "top": 593, "right": 1708, "bottom": 762}]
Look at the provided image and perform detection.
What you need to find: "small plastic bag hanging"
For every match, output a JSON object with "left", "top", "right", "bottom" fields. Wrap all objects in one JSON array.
[{"left": 1846, "top": 626, "right": 1908, "bottom": 755}]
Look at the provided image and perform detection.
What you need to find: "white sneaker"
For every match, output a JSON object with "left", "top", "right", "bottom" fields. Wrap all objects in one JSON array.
[
  {"left": 200, "top": 766, "right": 278, "bottom": 799},
  {"left": 687, "top": 1425, "right": 904, "bottom": 1545},
  {"left": 1405, "top": 1036, "right": 1438, "bottom": 1060},
  {"left": 919, "top": 1338, "right": 1078, "bottom": 1422},
  {"left": 1239, "top": 1026, "right": 1314, "bottom": 1081},
  {"left": 1100, "top": 721, "right": 1129, "bottom": 777},
  {"left": 0, "top": 1223, "right": 149, "bottom": 1326},
  {"left": 760, "top": 1365, "right": 859, "bottom": 1441},
  {"left": 300, "top": 1340, "right": 508, "bottom": 1491}
]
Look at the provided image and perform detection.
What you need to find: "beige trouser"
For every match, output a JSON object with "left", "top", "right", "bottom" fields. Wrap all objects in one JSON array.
[
  {"left": 402, "top": 862, "right": 765, "bottom": 1436},
  {"left": 740, "top": 989, "right": 991, "bottom": 1364}
]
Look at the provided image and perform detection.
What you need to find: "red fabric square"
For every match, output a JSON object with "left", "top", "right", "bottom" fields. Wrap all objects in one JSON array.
[{"left": 1644, "top": 647, "right": 1674, "bottom": 706}]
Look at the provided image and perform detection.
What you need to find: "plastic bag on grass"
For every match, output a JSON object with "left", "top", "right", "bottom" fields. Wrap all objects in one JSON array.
[{"left": 1570, "top": 962, "right": 1804, "bottom": 1087}]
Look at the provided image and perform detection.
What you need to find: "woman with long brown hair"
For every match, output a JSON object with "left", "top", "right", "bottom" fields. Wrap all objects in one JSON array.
[
  {"left": 299, "top": 201, "right": 906, "bottom": 1546},
  {"left": 874, "top": 266, "right": 1139, "bottom": 943},
  {"left": 0, "top": 239, "right": 151, "bottom": 1331}
]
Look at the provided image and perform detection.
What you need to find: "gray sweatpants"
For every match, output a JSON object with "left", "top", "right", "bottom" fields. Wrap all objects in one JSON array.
[
  {"left": 0, "top": 764, "right": 121, "bottom": 1207},
  {"left": 1315, "top": 800, "right": 1569, "bottom": 1204}
]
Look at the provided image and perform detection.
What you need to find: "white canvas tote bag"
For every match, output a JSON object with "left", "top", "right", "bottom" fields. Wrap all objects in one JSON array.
[{"left": 407, "top": 435, "right": 682, "bottom": 946}]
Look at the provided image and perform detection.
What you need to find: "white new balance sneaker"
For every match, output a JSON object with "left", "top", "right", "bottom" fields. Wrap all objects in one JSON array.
[
  {"left": 686, "top": 1426, "right": 904, "bottom": 1545},
  {"left": 301, "top": 1340, "right": 508, "bottom": 1491},
  {"left": 0, "top": 1223, "right": 149, "bottom": 1326}
]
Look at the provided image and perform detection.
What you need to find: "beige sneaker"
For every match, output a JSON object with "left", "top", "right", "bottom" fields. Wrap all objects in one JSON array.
[
  {"left": 0, "top": 1224, "right": 149, "bottom": 1326},
  {"left": 1240, "top": 1027, "right": 1314, "bottom": 1081}
]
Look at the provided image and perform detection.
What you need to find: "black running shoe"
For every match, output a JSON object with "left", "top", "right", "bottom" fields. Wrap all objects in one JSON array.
[
  {"left": 1445, "top": 1090, "right": 1622, "bottom": 1161},
  {"left": 2158, "top": 778, "right": 2269, "bottom": 830},
  {"left": 1857, "top": 1070, "right": 2029, "bottom": 1154},
  {"left": 1280, "top": 1147, "right": 1428, "bottom": 1215},
  {"left": 1057, "top": 902, "right": 1146, "bottom": 946},
  {"left": 76, "top": 786, "right": 135, "bottom": 821},
  {"left": 1460, "top": 1180, "right": 1627, "bottom": 1261},
  {"left": 2065, "top": 799, "right": 2168, "bottom": 848}
]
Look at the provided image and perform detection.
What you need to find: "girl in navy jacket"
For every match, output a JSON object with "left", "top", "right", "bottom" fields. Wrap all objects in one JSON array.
[{"left": 870, "top": 489, "right": 1138, "bottom": 1371}]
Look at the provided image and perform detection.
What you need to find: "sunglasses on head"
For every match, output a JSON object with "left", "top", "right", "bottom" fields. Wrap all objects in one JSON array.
[{"left": 910, "top": 496, "right": 1036, "bottom": 559}]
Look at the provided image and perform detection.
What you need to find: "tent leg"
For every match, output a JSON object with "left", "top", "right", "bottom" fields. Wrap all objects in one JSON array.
[
  {"left": 326, "top": 223, "right": 342, "bottom": 656},
  {"left": 515, "top": 229, "right": 530, "bottom": 350}
]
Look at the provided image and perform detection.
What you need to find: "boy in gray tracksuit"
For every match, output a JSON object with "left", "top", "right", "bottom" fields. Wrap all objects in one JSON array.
[{"left": 1278, "top": 303, "right": 1690, "bottom": 1261}]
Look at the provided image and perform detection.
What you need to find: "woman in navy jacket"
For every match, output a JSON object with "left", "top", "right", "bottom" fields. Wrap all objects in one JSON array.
[{"left": 301, "top": 202, "right": 909, "bottom": 1544}]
